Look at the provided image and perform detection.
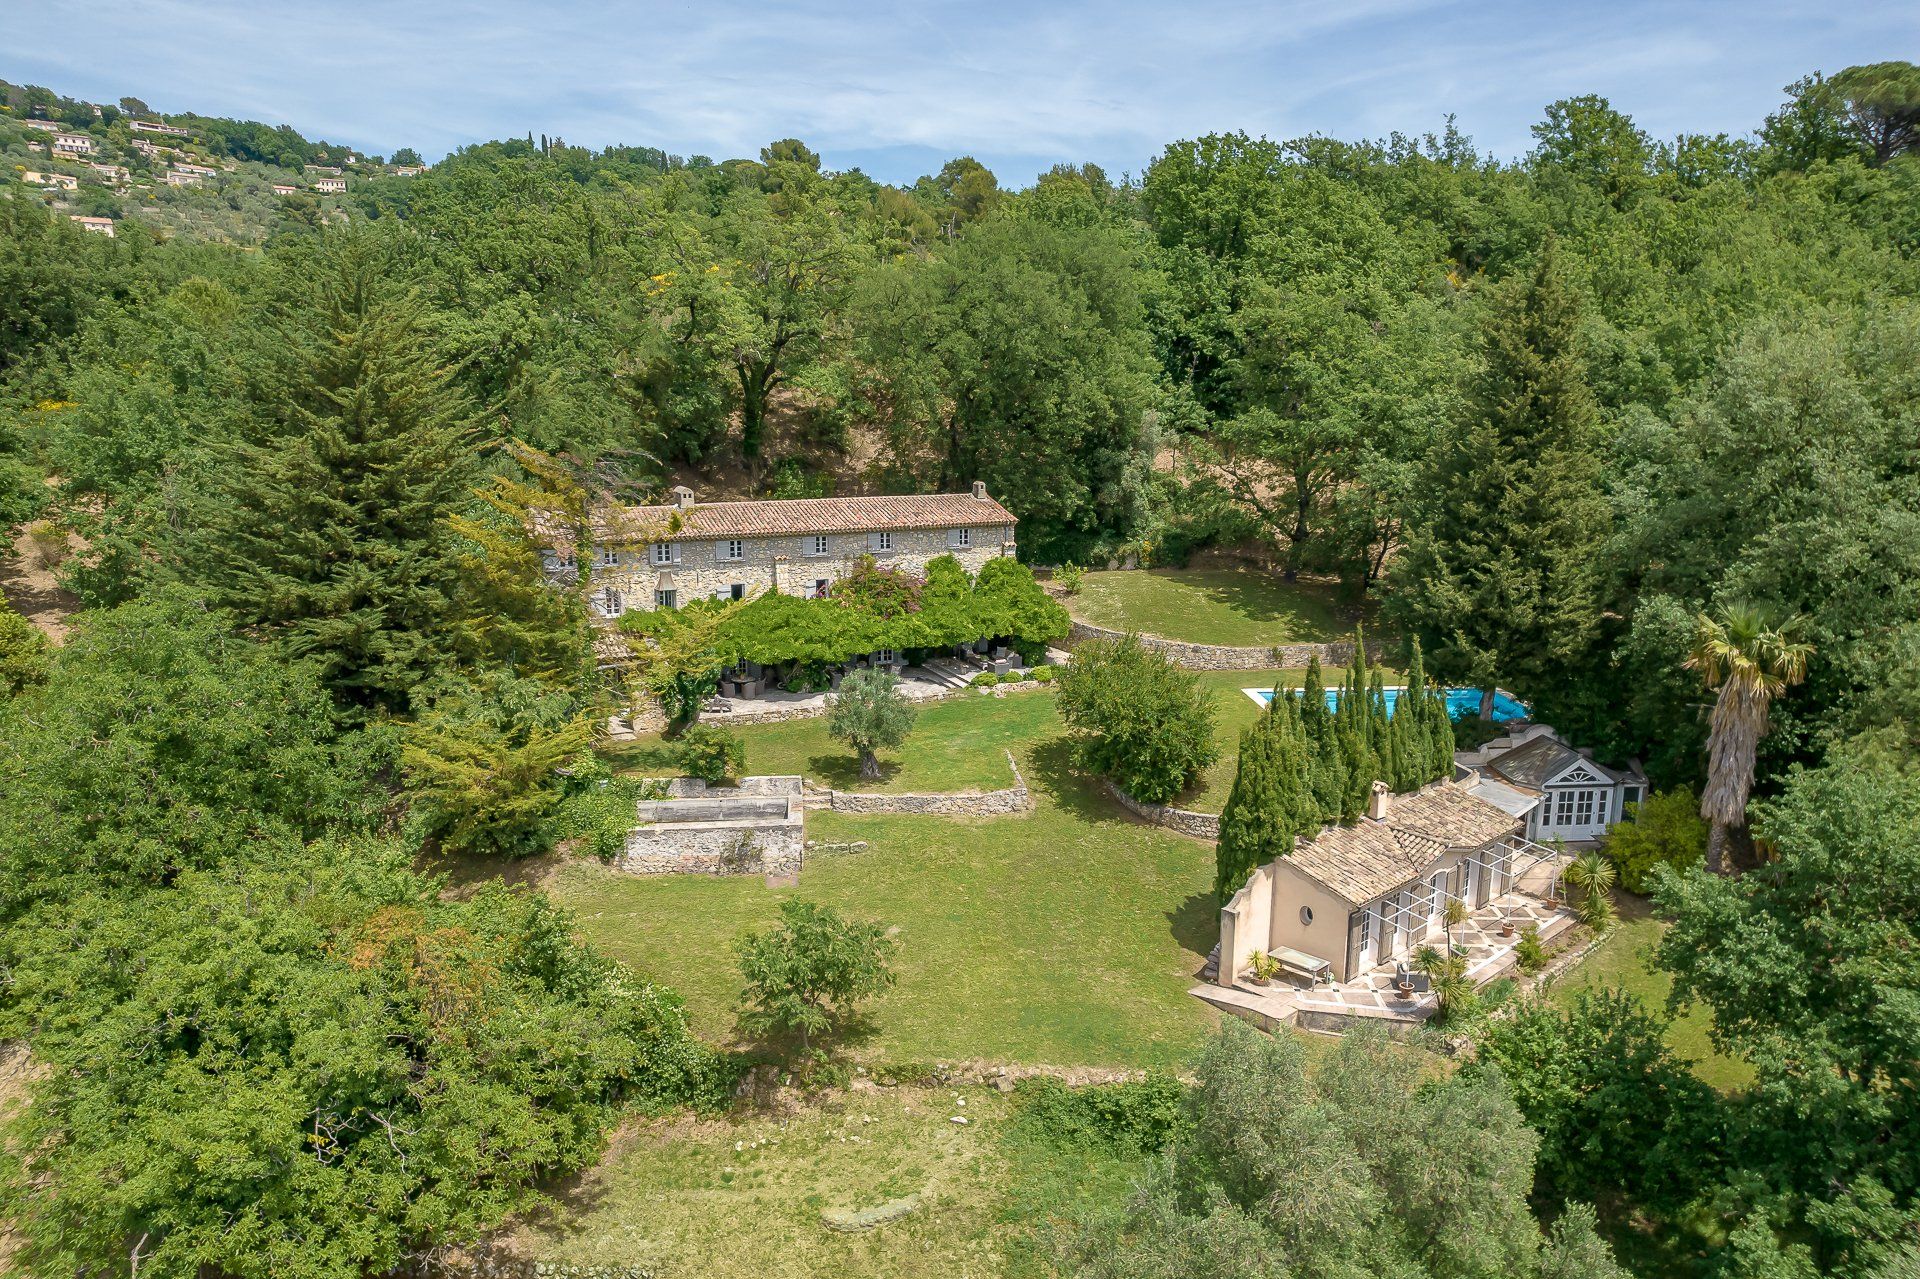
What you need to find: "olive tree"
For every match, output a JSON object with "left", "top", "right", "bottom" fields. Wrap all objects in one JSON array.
[{"left": 826, "top": 667, "right": 917, "bottom": 780}]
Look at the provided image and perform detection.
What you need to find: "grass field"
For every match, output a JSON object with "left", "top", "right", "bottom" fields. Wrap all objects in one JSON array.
[
  {"left": 553, "top": 732, "right": 1222, "bottom": 1068},
  {"left": 613, "top": 688, "right": 1061, "bottom": 792},
  {"left": 1069, "top": 568, "right": 1377, "bottom": 647},
  {"left": 1549, "top": 894, "right": 1753, "bottom": 1092}
]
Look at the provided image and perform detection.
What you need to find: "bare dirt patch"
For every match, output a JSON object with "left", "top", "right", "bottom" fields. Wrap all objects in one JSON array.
[{"left": 1, "top": 521, "right": 81, "bottom": 644}]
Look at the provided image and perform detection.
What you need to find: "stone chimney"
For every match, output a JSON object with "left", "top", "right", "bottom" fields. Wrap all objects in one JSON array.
[
  {"left": 1367, "top": 780, "right": 1392, "bottom": 822},
  {"left": 670, "top": 485, "right": 696, "bottom": 510},
  {"left": 971, "top": 480, "right": 987, "bottom": 500}
]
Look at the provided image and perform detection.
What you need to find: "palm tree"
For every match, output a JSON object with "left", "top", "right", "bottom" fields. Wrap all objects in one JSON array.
[
  {"left": 1684, "top": 602, "right": 1813, "bottom": 875},
  {"left": 1563, "top": 851, "right": 1617, "bottom": 929}
]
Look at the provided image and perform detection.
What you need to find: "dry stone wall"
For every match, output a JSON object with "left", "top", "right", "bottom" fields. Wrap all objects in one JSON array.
[
  {"left": 1066, "top": 620, "right": 1378, "bottom": 671},
  {"left": 801, "top": 751, "right": 1032, "bottom": 817},
  {"left": 1103, "top": 779, "right": 1223, "bottom": 840}
]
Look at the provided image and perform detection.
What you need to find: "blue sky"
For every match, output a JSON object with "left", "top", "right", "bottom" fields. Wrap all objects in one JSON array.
[{"left": 6, "top": 2, "right": 1915, "bottom": 184}]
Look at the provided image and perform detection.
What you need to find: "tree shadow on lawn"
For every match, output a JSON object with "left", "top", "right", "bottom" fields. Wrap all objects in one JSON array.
[
  {"left": 1166, "top": 889, "right": 1219, "bottom": 966},
  {"left": 802, "top": 752, "right": 901, "bottom": 789},
  {"left": 1023, "top": 735, "right": 1129, "bottom": 825}
]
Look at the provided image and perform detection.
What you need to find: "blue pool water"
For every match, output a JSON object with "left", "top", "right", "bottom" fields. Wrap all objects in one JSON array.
[{"left": 1248, "top": 686, "right": 1529, "bottom": 722}]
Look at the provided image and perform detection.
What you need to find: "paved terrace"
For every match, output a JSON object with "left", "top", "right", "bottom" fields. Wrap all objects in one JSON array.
[{"left": 1194, "top": 876, "right": 1579, "bottom": 1035}]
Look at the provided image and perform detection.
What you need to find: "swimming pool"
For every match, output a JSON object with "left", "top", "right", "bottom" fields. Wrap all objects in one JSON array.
[{"left": 1244, "top": 686, "right": 1530, "bottom": 722}]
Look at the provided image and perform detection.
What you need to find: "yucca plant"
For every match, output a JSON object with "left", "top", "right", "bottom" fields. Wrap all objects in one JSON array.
[
  {"left": 1414, "top": 945, "right": 1475, "bottom": 1021},
  {"left": 1563, "top": 851, "right": 1617, "bottom": 930}
]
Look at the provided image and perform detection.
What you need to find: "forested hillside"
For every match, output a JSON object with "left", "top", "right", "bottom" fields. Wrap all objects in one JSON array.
[{"left": 3, "top": 61, "right": 1920, "bottom": 1278}]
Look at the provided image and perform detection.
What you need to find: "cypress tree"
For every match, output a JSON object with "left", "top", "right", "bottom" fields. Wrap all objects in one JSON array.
[
  {"left": 1300, "top": 656, "right": 1345, "bottom": 822},
  {"left": 182, "top": 234, "right": 480, "bottom": 716},
  {"left": 1216, "top": 705, "right": 1279, "bottom": 902},
  {"left": 1274, "top": 691, "right": 1320, "bottom": 847},
  {"left": 1385, "top": 237, "right": 1610, "bottom": 718}
]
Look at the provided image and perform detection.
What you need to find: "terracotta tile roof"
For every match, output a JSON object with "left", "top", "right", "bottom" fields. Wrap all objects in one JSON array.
[
  {"left": 1284, "top": 781, "right": 1520, "bottom": 906},
  {"left": 1385, "top": 782, "right": 1522, "bottom": 850},
  {"left": 536, "top": 491, "right": 1016, "bottom": 547},
  {"left": 633, "top": 492, "right": 1015, "bottom": 542},
  {"left": 1289, "top": 821, "right": 1438, "bottom": 906}
]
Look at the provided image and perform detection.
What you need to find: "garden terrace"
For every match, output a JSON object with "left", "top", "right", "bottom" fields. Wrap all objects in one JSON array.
[{"left": 1067, "top": 568, "right": 1380, "bottom": 647}]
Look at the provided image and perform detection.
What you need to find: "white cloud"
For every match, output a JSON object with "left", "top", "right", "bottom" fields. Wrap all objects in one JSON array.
[{"left": 6, "top": 0, "right": 1915, "bottom": 181}]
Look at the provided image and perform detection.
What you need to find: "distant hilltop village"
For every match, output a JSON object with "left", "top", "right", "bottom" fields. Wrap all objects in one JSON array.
[{"left": 2, "top": 79, "right": 428, "bottom": 242}]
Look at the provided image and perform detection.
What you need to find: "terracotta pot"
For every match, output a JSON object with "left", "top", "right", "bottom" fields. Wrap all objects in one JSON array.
[
  {"left": 1500, "top": 921, "right": 1515, "bottom": 939},
  {"left": 1394, "top": 982, "right": 1415, "bottom": 999},
  {"left": 1247, "top": 974, "right": 1270, "bottom": 988}
]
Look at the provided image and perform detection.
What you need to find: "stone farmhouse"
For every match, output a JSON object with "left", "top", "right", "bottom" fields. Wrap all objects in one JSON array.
[
  {"left": 547, "top": 483, "right": 1017, "bottom": 620},
  {"left": 1455, "top": 724, "right": 1647, "bottom": 844}
]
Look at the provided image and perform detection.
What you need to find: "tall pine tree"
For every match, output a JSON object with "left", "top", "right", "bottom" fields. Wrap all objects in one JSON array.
[
  {"left": 182, "top": 233, "right": 480, "bottom": 716},
  {"left": 1387, "top": 237, "right": 1610, "bottom": 718}
]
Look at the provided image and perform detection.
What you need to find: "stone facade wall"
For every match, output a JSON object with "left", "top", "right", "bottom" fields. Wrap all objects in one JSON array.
[
  {"left": 579, "top": 521, "right": 1016, "bottom": 617},
  {"left": 800, "top": 751, "right": 1031, "bottom": 817},
  {"left": 1103, "top": 779, "right": 1223, "bottom": 840},
  {"left": 1067, "top": 620, "right": 1374, "bottom": 670}
]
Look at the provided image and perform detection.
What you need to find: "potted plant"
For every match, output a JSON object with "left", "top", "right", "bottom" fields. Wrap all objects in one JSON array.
[
  {"left": 1246, "top": 952, "right": 1279, "bottom": 987},
  {"left": 1499, "top": 916, "right": 1515, "bottom": 939}
]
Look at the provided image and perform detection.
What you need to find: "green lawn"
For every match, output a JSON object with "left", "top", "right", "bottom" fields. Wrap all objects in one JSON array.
[
  {"left": 612, "top": 689, "right": 1060, "bottom": 793},
  {"left": 508, "top": 1086, "right": 1018, "bottom": 1278},
  {"left": 1550, "top": 894, "right": 1753, "bottom": 1092},
  {"left": 552, "top": 731, "right": 1221, "bottom": 1068},
  {"left": 1069, "top": 568, "right": 1378, "bottom": 647}
]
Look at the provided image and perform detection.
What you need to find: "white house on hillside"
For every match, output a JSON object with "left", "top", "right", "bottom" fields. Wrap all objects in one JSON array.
[{"left": 1456, "top": 725, "right": 1647, "bottom": 844}]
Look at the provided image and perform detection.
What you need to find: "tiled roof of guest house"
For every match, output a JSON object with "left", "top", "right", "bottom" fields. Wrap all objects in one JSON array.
[
  {"left": 1483, "top": 735, "right": 1633, "bottom": 789},
  {"left": 1285, "top": 781, "right": 1519, "bottom": 906}
]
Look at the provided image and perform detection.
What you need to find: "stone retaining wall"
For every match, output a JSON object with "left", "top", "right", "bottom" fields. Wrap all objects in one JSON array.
[
  {"left": 1066, "top": 620, "right": 1378, "bottom": 671},
  {"left": 1103, "top": 779, "right": 1222, "bottom": 840},
  {"left": 802, "top": 751, "right": 1031, "bottom": 817},
  {"left": 619, "top": 775, "right": 806, "bottom": 876}
]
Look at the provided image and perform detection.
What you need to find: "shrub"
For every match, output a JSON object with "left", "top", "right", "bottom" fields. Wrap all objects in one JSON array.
[
  {"left": 735, "top": 898, "right": 897, "bottom": 1063},
  {"left": 1012, "top": 1075, "right": 1187, "bottom": 1156},
  {"left": 676, "top": 723, "right": 744, "bottom": 784},
  {"left": 549, "top": 766, "right": 668, "bottom": 860},
  {"left": 1054, "top": 562, "right": 1086, "bottom": 594},
  {"left": 1055, "top": 634, "right": 1218, "bottom": 804},
  {"left": 0, "top": 599, "right": 51, "bottom": 698},
  {"left": 1515, "top": 925, "right": 1547, "bottom": 974},
  {"left": 972, "top": 671, "right": 999, "bottom": 687},
  {"left": 1604, "top": 786, "right": 1708, "bottom": 892},
  {"left": 1032, "top": 665, "right": 1056, "bottom": 683}
]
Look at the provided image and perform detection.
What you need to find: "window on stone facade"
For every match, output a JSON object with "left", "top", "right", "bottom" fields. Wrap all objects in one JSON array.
[
  {"left": 600, "top": 548, "right": 618, "bottom": 567},
  {"left": 813, "top": 578, "right": 829, "bottom": 599},
  {"left": 808, "top": 535, "right": 829, "bottom": 557},
  {"left": 730, "top": 583, "right": 745, "bottom": 601},
  {"left": 721, "top": 538, "right": 744, "bottom": 561},
  {"left": 948, "top": 527, "right": 971, "bottom": 549},
  {"left": 869, "top": 531, "right": 893, "bottom": 552},
  {"left": 654, "top": 589, "right": 677, "bottom": 610},
  {"left": 652, "top": 542, "right": 676, "bottom": 566},
  {"left": 601, "top": 587, "right": 622, "bottom": 615}
]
